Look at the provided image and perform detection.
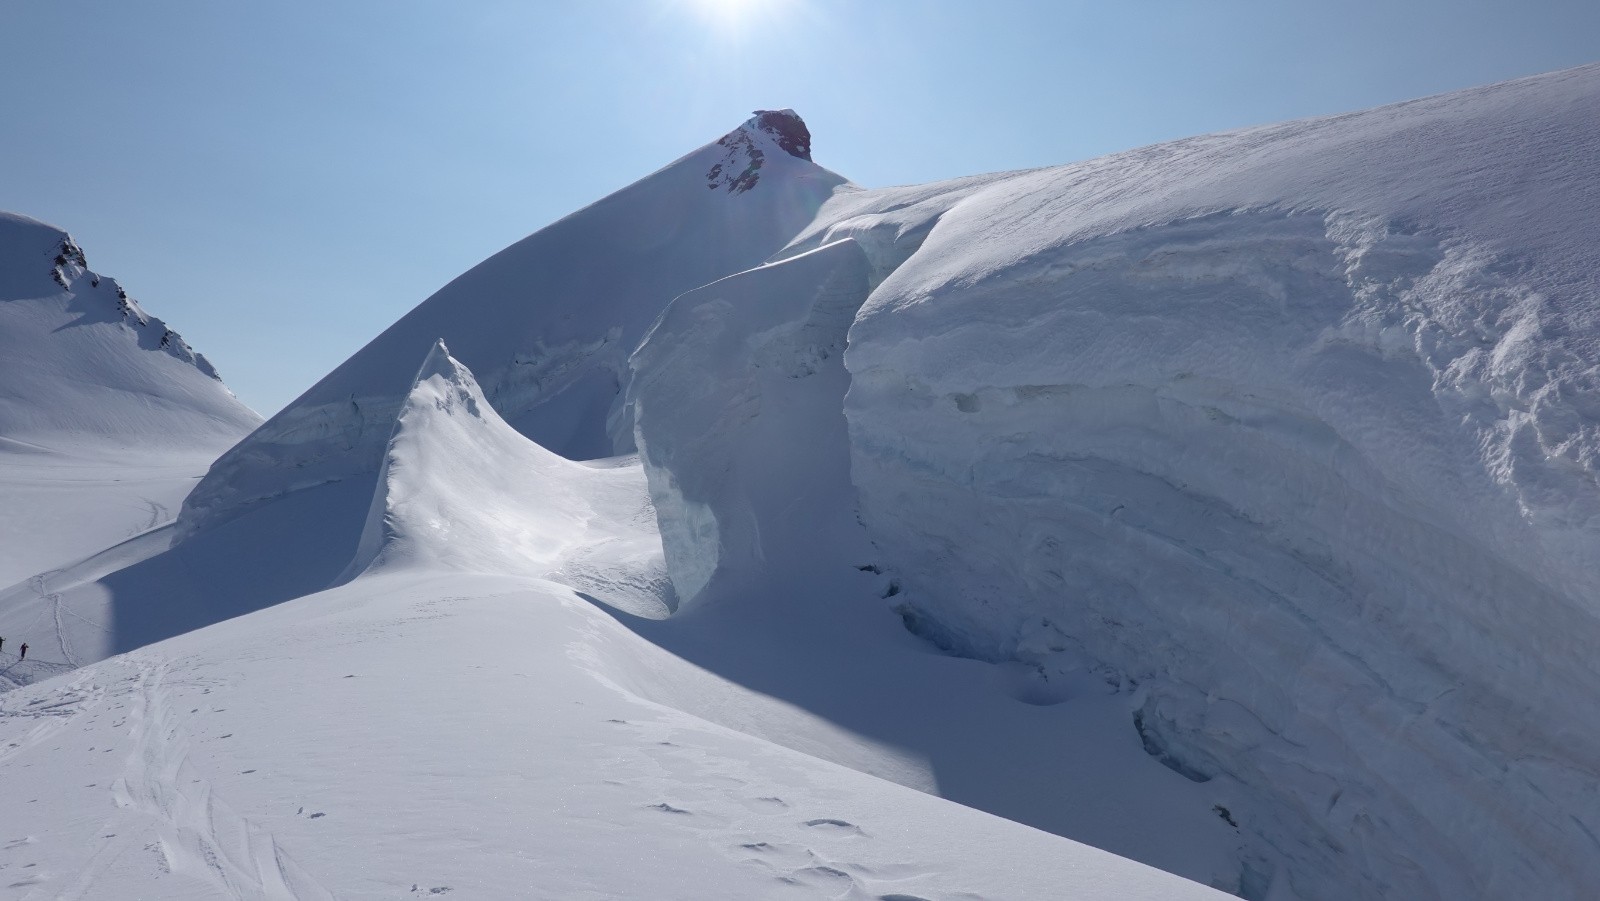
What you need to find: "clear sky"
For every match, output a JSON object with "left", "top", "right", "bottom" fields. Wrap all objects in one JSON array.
[{"left": 4, "top": 0, "right": 1598, "bottom": 417}]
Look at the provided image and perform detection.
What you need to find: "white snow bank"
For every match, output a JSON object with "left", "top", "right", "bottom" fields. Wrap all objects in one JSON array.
[
  {"left": 836, "top": 64, "right": 1600, "bottom": 900},
  {"left": 626, "top": 236, "right": 1250, "bottom": 891}
]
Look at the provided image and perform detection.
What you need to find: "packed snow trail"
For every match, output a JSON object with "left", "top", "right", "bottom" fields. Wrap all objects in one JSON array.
[{"left": 108, "top": 655, "right": 334, "bottom": 901}]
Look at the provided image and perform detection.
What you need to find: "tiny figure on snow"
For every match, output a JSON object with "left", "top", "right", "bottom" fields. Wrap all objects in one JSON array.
[
  {"left": 17, "top": 643, "right": 26, "bottom": 661},
  {"left": 0, "top": 635, "right": 5, "bottom": 652}
]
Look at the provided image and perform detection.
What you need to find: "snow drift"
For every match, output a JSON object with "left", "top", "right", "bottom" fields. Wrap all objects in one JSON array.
[{"left": 340, "top": 340, "right": 671, "bottom": 615}]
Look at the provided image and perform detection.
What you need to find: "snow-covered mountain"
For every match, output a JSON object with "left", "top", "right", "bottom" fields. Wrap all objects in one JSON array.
[
  {"left": 176, "top": 110, "right": 845, "bottom": 541},
  {"left": 0, "top": 213, "right": 260, "bottom": 586},
  {"left": 5, "top": 64, "right": 1600, "bottom": 900}
]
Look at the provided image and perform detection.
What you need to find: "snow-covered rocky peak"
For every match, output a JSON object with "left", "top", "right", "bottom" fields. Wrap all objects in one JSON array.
[
  {"left": 705, "top": 109, "right": 814, "bottom": 193},
  {"left": 0, "top": 211, "right": 258, "bottom": 450},
  {"left": 340, "top": 340, "right": 670, "bottom": 611}
]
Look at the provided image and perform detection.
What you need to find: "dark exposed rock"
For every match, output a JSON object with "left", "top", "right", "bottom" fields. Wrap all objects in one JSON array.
[
  {"left": 706, "top": 109, "right": 812, "bottom": 194},
  {"left": 750, "top": 109, "right": 811, "bottom": 161}
]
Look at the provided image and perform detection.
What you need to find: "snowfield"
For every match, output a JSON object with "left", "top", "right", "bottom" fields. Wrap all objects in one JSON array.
[{"left": 4, "top": 66, "right": 1600, "bottom": 900}]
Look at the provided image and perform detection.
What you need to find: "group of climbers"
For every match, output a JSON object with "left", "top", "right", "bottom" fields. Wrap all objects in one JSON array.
[{"left": 0, "top": 635, "right": 27, "bottom": 661}]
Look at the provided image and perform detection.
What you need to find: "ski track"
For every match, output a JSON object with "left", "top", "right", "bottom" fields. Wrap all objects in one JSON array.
[
  {"left": 134, "top": 498, "right": 170, "bottom": 536},
  {"left": 106, "top": 656, "right": 334, "bottom": 901},
  {"left": 8, "top": 569, "right": 106, "bottom": 683}
]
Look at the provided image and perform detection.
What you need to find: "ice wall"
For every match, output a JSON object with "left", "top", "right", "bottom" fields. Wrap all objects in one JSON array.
[
  {"left": 844, "top": 204, "right": 1600, "bottom": 899},
  {"left": 629, "top": 238, "right": 873, "bottom": 607}
]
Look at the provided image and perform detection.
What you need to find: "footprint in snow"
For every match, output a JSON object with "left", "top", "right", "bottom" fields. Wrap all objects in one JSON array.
[{"left": 804, "top": 818, "right": 861, "bottom": 832}]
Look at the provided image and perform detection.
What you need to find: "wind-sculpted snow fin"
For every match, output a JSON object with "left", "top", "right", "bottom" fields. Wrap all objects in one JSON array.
[{"left": 336, "top": 341, "right": 671, "bottom": 613}]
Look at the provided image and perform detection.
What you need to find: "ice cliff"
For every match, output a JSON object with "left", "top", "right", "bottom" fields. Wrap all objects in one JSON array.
[{"left": 817, "top": 66, "right": 1600, "bottom": 900}]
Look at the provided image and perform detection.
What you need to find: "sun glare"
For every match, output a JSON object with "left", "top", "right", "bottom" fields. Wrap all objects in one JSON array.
[{"left": 681, "top": 0, "right": 790, "bottom": 35}]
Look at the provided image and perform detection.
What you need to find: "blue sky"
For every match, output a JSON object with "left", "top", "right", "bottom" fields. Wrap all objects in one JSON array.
[{"left": 4, "top": 0, "right": 1598, "bottom": 416}]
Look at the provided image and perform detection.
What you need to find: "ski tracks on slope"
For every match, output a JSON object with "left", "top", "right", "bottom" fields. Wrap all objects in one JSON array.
[
  {"left": 102, "top": 656, "right": 334, "bottom": 901},
  {"left": 25, "top": 570, "right": 91, "bottom": 670}
]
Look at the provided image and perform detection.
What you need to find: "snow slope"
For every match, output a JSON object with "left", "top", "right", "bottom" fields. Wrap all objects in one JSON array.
[{"left": 0, "top": 213, "right": 260, "bottom": 585}]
